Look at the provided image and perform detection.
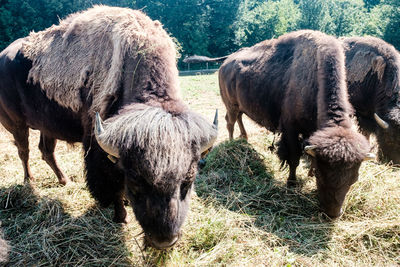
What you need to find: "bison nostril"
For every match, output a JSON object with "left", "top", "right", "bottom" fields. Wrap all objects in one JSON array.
[
  {"left": 150, "top": 235, "right": 179, "bottom": 249},
  {"left": 325, "top": 207, "right": 343, "bottom": 219}
]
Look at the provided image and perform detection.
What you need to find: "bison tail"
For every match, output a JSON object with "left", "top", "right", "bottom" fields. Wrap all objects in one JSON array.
[{"left": 183, "top": 55, "right": 228, "bottom": 64}]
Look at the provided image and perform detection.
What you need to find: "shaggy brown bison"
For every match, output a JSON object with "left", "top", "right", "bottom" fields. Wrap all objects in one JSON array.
[
  {"left": 0, "top": 6, "right": 217, "bottom": 249},
  {"left": 342, "top": 36, "right": 400, "bottom": 164},
  {"left": 217, "top": 30, "right": 373, "bottom": 218}
]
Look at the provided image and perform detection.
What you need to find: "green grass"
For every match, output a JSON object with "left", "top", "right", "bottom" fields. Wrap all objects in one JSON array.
[{"left": 0, "top": 73, "right": 399, "bottom": 266}]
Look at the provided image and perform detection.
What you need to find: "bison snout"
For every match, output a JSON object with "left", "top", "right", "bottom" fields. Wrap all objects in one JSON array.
[
  {"left": 149, "top": 234, "right": 179, "bottom": 249},
  {"left": 323, "top": 207, "right": 343, "bottom": 219}
]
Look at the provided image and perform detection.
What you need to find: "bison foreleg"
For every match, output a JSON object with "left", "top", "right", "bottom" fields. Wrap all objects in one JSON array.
[
  {"left": 12, "top": 127, "right": 34, "bottom": 183},
  {"left": 39, "top": 134, "right": 70, "bottom": 185},
  {"left": 277, "top": 130, "right": 302, "bottom": 187},
  {"left": 113, "top": 192, "right": 127, "bottom": 223},
  {"left": 83, "top": 134, "right": 126, "bottom": 223},
  {"left": 237, "top": 112, "right": 248, "bottom": 140},
  {"left": 225, "top": 108, "right": 247, "bottom": 140}
]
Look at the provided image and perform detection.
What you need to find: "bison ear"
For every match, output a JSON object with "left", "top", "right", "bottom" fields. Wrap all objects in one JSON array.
[{"left": 304, "top": 145, "right": 317, "bottom": 157}]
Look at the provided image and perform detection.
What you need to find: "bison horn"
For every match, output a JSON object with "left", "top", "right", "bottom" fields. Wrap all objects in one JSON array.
[
  {"left": 304, "top": 145, "right": 317, "bottom": 157},
  {"left": 94, "top": 112, "right": 120, "bottom": 158},
  {"left": 374, "top": 113, "right": 389, "bottom": 129},
  {"left": 200, "top": 109, "right": 218, "bottom": 153},
  {"left": 213, "top": 109, "right": 218, "bottom": 129},
  {"left": 364, "top": 153, "right": 376, "bottom": 161}
]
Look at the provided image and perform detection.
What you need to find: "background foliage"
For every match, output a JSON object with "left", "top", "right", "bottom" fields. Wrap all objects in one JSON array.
[{"left": 0, "top": 0, "right": 399, "bottom": 65}]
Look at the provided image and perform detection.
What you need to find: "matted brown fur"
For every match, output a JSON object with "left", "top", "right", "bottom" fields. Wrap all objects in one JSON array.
[
  {"left": 218, "top": 30, "right": 371, "bottom": 217},
  {"left": 342, "top": 36, "right": 400, "bottom": 163},
  {"left": 99, "top": 103, "right": 217, "bottom": 189},
  {"left": 22, "top": 5, "right": 179, "bottom": 114}
]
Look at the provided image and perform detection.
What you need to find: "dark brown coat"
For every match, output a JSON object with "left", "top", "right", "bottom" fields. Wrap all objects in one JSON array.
[
  {"left": 0, "top": 6, "right": 217, "bottom": 249},
  {"left": 343, "top": 36, "right": 400, "bottom": 163},
  {"left": 219, "top": 30, "right": 371, "bottom": 218}
]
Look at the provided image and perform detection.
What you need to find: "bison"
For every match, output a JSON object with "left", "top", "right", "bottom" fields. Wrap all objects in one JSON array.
[
  {"left": 0, "top": 6, "right": 217, "bottom": 249},
  {"left": 342, "top": 36, "right": 400, "bottom": 164},
  {"left": 217, "top": 30, "right": 373, "bottom": 218}
]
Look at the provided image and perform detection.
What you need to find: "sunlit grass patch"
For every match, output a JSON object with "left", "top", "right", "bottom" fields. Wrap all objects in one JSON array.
[{"left": 0, "top": 74, "right": 399, "bottom": 266}]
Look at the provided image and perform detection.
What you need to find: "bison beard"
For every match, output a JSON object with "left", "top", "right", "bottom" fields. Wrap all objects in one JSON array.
[
  {"left": 0, "top": 6, "right": 217, "bottom": 249},
  {"left": 218, "top": 30, "right": 372, "bottom": 218},
  {"left": 342, "top": 36, "right": 400, "bottom": 164}
]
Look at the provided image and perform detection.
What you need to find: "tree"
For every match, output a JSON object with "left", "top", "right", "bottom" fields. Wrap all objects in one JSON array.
[
  {"left": 364, "top": 0, "right": 381, "bottom": 10},
  {"left": 383, "top": 0, "right": 400, "bottom": 49},
  {"left": 0, "top": 0, "right": 135, "bottom": 50},
  {"left": 135, "top": 0, "right": 211, "bottom": 57},
  {"left": 207, "top": 0, "right": 241, "bottom": 56},
  {"left": 234, "top": 0, "right": 300, "bottom": 47}
]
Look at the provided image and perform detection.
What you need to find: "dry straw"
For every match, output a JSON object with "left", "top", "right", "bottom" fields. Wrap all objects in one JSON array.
[{"left": 0, "top": 73, "right": 399, "bottom": 266}]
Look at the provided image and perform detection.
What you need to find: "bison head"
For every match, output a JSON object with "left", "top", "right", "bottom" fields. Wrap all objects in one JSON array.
[
  {"left": 94, "top": 105, "right": 218, "bottom": 249},
  {"left": 305, "top": 126, "right": 373, "bottom": 218},
  {"left": 374, "top": 110, "right": 400, "bottom": 164}
]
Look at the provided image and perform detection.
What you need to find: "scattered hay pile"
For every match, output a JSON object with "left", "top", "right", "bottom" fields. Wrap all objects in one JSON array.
[
  {"left": 0, "top": 73, "right": 399, "bottom": 266},
  {"left": 197, "top": 139, "right": 318, "bottom": 218},
  {"left": 0, "top": 183, "right": 137, "bottom": 266}
]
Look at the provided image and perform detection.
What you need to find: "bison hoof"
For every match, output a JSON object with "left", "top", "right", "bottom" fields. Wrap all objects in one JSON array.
[
  {"left": 113, "top": 215, "right": 127, "bottom": 224},
  {"left": 113, "top": 208, "right": 127, "bottom": 224},
  {"left": 24, "top": 176, "right": 35, "bottom": 183},
  {"left": 58, "top": 177, "right": 71, "bottom": 186},
  {"left": 239, "top": 135, "right": 248, "bottom": 140},
  {"left": 286, "top": 179, "right": 298, "bottom": 188}
]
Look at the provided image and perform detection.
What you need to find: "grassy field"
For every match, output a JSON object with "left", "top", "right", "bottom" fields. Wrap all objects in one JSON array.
[{"left": 0, "top": 73, "right": 399, "bottom": 266}]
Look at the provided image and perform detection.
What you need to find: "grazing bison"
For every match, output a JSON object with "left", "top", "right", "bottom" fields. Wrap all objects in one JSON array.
[
  {"left": 217, "top": 30, "right": 373, "bottom": 218},
  {"left": 342, "top": 36, "right": 400, "bottom": 164},
  {"left": 0, "top": 6, "right": 217, "bottom": 249}
]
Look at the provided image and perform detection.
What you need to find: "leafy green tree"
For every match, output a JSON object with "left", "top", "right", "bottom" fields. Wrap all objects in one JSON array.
[
  {"left": 234, "top": 0, "right": 300, "bottom": 47},
  {"left": 383, "top": 0, "right": 400, "bottom": 49},
  {"left": 325, "top": 0, "right": 367, "bottom": 36},
  {"left": 298, "top": 0, "right": 363, "bottom": 36},
  {"left": 207, "top": 0, "right": 241, "bottom": 56},
  {"left": 135, "top": 0, "right": 210, "bottom": 57},
  {"left": 360, "top": 3, "right": 391, "bottom": 37},
  {"left": 297, "top": 0, "right": 331, "bottom": 31},
  {"left": 364, "top": 0, "right": 381, "bottom": 10},
  {"left": 0, "top": 0, "right": 135, "bottom": 50}
]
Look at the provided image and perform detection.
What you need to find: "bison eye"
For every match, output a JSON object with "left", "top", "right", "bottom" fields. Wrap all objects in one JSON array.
[{"left": 180, "top": 181, "right": 192, "bottom": 200}]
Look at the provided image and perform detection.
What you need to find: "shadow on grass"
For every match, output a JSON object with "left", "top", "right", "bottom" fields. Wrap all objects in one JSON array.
[
  {"left": 0, "top": 183, "right": 134, "bottom": 266},
  {"left": 196, "top": 139, "right": 335, "bottom": 257}
]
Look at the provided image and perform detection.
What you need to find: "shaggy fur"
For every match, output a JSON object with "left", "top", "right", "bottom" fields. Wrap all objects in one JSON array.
[
  {"left": 99, "top": 103, "right": 217, "bottom": 189},
  {"left": 1, "top": 6, "right": 217, "bottom": 249},
  {"left": 308, "top": 126, "right": 370, "bottom": 164},
  {"left": 22, "top": 5, "right": 179, "bottom": 115},
  {"left": 342, "top": 36, "right": 400, "bottom": 163},
  {"left": 218, "top": 30, "right": 370, "bottom": 217}
]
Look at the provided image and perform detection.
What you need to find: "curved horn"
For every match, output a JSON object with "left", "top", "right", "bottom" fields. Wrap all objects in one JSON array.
[
  {"left": 374, "top": 113, "right": 389, "bottom": 129},
  {"left": 200, "top": 109, "right": 218, "bottom": 153},
  {"left": 213, "top": 109, "right": 218, "bottom": 129},
  {"left": 304, "top": 145, "right": 317, "bottom": 157},
  {"left": 364, "top": 153, "right": 376, "bottom": 161},
  {"left": 94, "top": 112, "right": 119, "bottom": 157}
]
